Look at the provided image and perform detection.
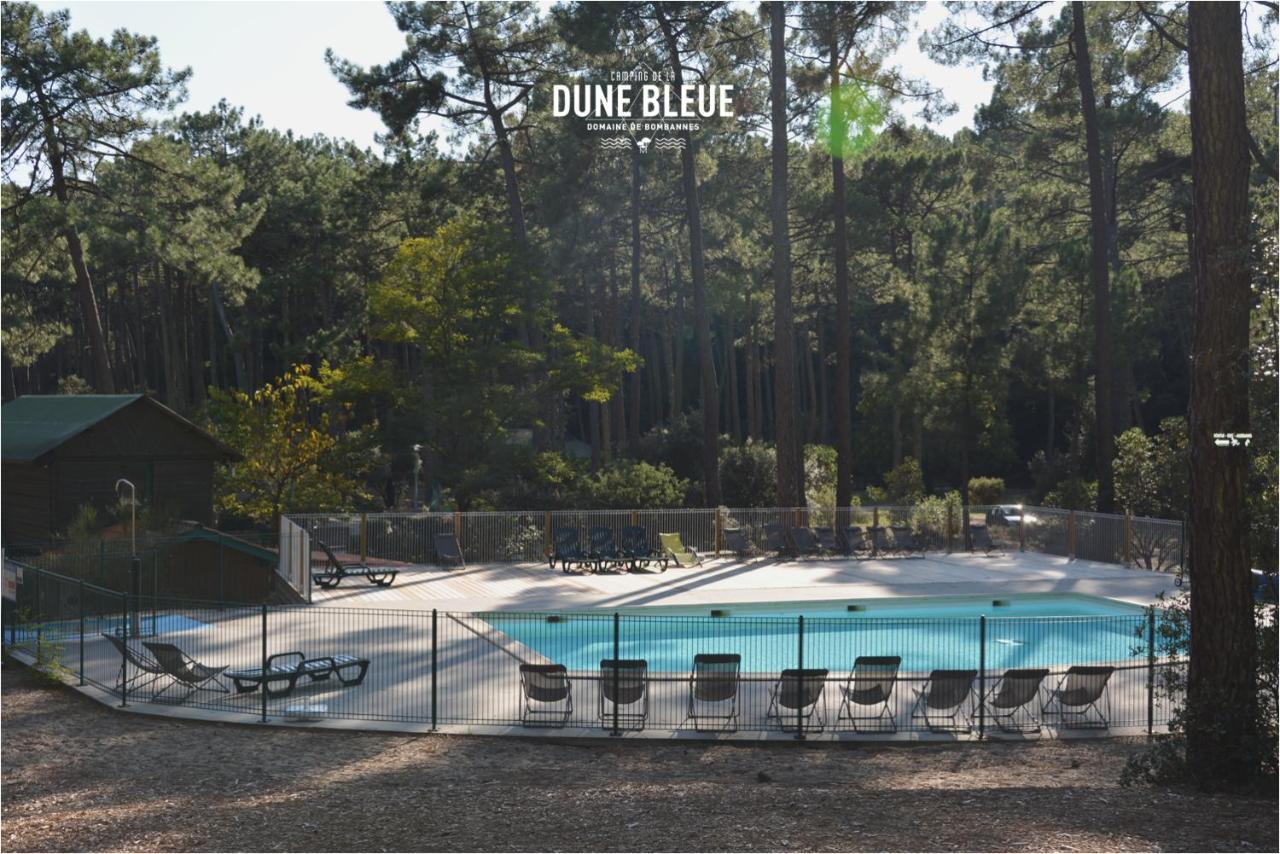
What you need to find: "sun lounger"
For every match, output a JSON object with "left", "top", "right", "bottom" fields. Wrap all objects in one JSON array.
[
  {"left": 789, "top": 526, "right": 825, "bottom": 558},
  {"left": 688, "top": 653, "right": 740, "bottom": 732},
  {"left": 722, "top": 527, "right": 754, "bottom": 559},
  {"left": 226, "top": 652, "right": 371, "bottom": 700},
  {"left": 767, "top": 668, "right": 829, "bottom": 733},
  {"left": 141, "top": 641, "right": 231, "bottom": 699},
  {"left": 599, "top": 658, "right": 648, "bottom": 731},
  {"left": 620, "top": 525, "right": 667, "bottom": 572},
  {"left": 984, "top": 668, "right": 1049, "bottom": 733},
  {"left": 660, "top": 532, "right": 701, "bottom": 568},
  {"left": 1042, "top": 666, "right": 1114, "bottom": 729},
  {"left": 589, "top": 526, "right": 628, "bottom": 573},
  {"left": 433, "top": 531, "right": 465, "bottom": 568},
  {"left": 103, "top": 632, "right": 167, "bottom": 694},
  {"left": 836, "top": 655, "right": 901, "bottom": 732},
  {"left": 310, "top": 535, "right": 398, "bottom": 589},
  {"left": 550, "top": 527, "right": 592, "bottom": 573},
  {"left": 910, "top": 669, "right": 977, "bottom": 732},
  {"left": 890, "top": 525, "right": 926, "bottom": 556},
  {"left": 519, "top": 663, "right": 573, "bottom": 727}
]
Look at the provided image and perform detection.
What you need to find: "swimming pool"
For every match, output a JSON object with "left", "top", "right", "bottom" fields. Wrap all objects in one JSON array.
[{"left": 482, "top": 594, "right": 1153, "bottom": 673}]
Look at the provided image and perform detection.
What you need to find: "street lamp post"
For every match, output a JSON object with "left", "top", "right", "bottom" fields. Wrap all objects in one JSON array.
[{"left": 412, "top": 444, "right": 423, "bottom": 511}]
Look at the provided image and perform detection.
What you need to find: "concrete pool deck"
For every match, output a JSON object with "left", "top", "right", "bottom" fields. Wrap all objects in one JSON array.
[
  {"left": 20, "top": 552, "right": 1184, "bottom": 742},
  {"left": 308, "top": 550, "right": 1180, "bottom": 612}
]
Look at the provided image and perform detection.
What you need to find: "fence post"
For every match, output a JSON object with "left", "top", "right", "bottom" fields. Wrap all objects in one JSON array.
[
  {"left": 611, "top": 612, "right": 621, "bottom": 736},
  {"left": 946, "top": 505, "right": 954, "bottom": 553},
  {"left": 359, "top": 513, "right": 368, "bottom": 565},
  {"left": 1067, "top": 511, "right": 1077, "bottom": 561},
  {"left": 78, "top": 577, "right": 85, "bottom": 686},
  {"left": 977, "top": 615, "right": 986, "bottom": 740},
  {"left": 1018, "top": 510, "right": 1026, "bottom": 552},
  {"left": 1123, "top": 512, "right": 1133, "bottom": 567},
  {"left": 544, "top": 512, "right": 552, "bottom": 561},
  {"left": 431, "top": 609, "right": 438, "bottom": 732},
  {"left": 1146, "top": 608, "right": 1156, "bottom": 738},
  {"left": 795, "top": 615, "right": 805, "bottom": 741},
  {"left": 218, "top": 532, "right": 226, "bottom": 604},
  {"left": 120, "top": 591, "right": 129, "bottom": 707},
  {"left": 453, "top": 511, "right": 462, "bottom": 554},
  {"left": 714, "top": 511, "right": 723, "bottom": 557},
  {"left": 261, "top": 604, "right": 268, "bottom": 723},
  {"left": 873, "top": 507, "right": 879, "bottom": 531}
]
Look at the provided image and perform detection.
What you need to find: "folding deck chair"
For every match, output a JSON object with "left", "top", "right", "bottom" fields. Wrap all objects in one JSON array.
[
  {"left": 310, "top": 535, "right": 399, "bottom": 589},
  {"left": 815, "top": 527, "right": 843, "bottom": 555},
  {"left": 836, "top": 655, "right": 901, "bottom": 732},
  {"left": 968, "top": 523, "right": 1001, "bottom": 556},
  {"left": 519, "top": 663, "right": 573, "bottom": 727},
  {"left": 1042, "top": 666, "right": 1114, "bottom": 729},
  {"left": 890, "top": 526, "right": 926, "bottom": 557},
  {"left": 722, "top": 527, "right": 755, "bottom": 559},
  {"left": 660, "top": 532, "right": 701, "bottom": 568},
  {"left": 762, "top": 522, "right": 792, "bottom": 557},
  {"left": 688, "top": 653, "right": 741, "bottom": 732},
  {"left": 103, "top": 633, "right": 168, "bottom": 694},
  {"left": 868, "top": 526, "right": 895, "bottom": 557},
  {"left": 842, "top": 526, "right": 873, "bottom": 559},
  {"left": 599, "top": 658, "right": 648, "bottom": 731},
  {"left": 766, "top": 668, "right": 829, "bottom": 733},
  {"left": 433, "top": 531, "right": 465, "bottom": 568},
  {"left": 984, "top": 668, "right": 1049, "bottom": 733},
  {"left": 910, "top": 669, "right": 977, "bottom": 732},
  {"left": 620, "top": 525, "right": 667, "bottom": 572},
  {"left": 141, "top": 641, "right": 231, "bottom": 700},
  {"left": 789, "top": 527, "right": 825, "bottom": 558}
]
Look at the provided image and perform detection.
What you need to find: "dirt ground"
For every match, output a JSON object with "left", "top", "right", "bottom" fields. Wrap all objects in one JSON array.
[{"left": 1, "top": 667, "right": 1275, "bottom": 853}]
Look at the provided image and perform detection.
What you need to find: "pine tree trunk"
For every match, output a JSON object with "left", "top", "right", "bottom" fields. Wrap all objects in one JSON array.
[
  {"left": 770, "top": 1, "right": 802, "bottom": 507},
  {"left": 1071, "top": 1, "right": 1116, "bottom": 512},
  {"left": 830, "top": 39, "right": 854, "bottom": 509},
  {"left": 1185, "top": 0, "right": 1258, "bottom": 788},
  {"left": 657, "top": 12, "right": 721, "bottom": 506}
]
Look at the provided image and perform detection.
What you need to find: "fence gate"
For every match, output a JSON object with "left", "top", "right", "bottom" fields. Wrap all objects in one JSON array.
[{"left": 278, "top": 517, "right": 311, "bottom": 601}]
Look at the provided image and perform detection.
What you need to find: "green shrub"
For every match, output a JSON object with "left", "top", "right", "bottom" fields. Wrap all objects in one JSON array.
[
  {"left": 587, "top": 461, "right": 689, "bottom": 509},
  {"left": 880, "top": 457, "right": 925, "bottom": 505},
  {"left": 719, "top": 441, "right": 776, "bottom": 507},
  {"left": 967, "top": 476, "right": 1005, "bottom": 505},
  {"left": 1042, "top": 478, "right": 1097, "bottom": 511}
]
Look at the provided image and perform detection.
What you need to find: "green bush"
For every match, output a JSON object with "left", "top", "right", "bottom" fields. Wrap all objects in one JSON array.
[
  {"left": 1043, "top": 478, "right": 1097, "bottom": 511},
  {"left": 967, "top": 476, "right": 1005, "bottom": 506},
  {"left": 636, "top": 410, "right": 704, "bottom": 483},
  {"left": 457, "top": 447, "right": 589, "bottom": 510},
  {"left": 587, "top": 461, "right": 689, "bottom": 509},
  {"left": 804, "top": 444, "right": 838, "bottom": 507},
  {"left": 719, "top": 441, "right": 776, "bottom": 507}
]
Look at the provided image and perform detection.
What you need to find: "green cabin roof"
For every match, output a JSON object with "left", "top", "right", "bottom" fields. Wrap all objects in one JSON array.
[{"left": 1, "top": 394, "right": 237, "bottom": 462}]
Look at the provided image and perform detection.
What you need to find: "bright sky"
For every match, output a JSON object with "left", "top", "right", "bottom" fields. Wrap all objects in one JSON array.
[{"left": 36, "top": 0, "right": 996, "bottom": 151}]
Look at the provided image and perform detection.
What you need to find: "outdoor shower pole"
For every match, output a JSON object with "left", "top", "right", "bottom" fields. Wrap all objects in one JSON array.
[
  {"left": 120, "top": 591, "right": 129, "bottom": 707},
  {"left": 116, "top": 478, "right": 140, "bottom": 637}
]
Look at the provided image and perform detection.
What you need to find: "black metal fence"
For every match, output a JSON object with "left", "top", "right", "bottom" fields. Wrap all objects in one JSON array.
[{"left": 4, "top": 561, "right": 1183, "bottom": 739}]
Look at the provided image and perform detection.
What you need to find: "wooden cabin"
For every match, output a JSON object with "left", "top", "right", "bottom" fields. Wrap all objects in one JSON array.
[{"left": 1, "top": 395, "right": 240, "bottom": 544}]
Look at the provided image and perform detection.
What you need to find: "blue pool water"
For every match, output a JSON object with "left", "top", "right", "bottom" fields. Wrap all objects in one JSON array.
[{"left": 482, "top": 594, "right": 1153, "bottom": 673}]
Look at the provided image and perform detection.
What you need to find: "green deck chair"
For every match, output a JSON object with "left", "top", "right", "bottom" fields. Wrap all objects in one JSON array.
[{"left": 659, "top": 532, "right": 701, "bottom": 568}]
